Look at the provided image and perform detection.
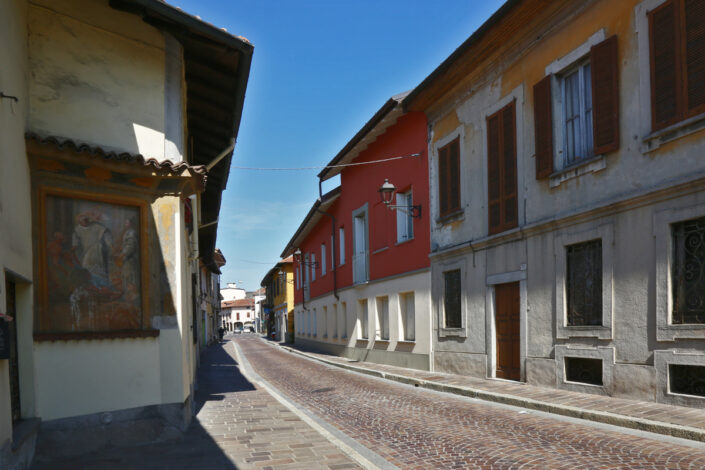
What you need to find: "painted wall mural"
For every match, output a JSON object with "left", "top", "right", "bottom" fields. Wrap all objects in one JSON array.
[{"left": 40, "top": 194, "right": 144, "bottom": 332}]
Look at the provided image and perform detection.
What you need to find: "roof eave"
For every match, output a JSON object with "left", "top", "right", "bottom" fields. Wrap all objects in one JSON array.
[{"left": 280, "top": 187, "right": 342, "bottom": 258}]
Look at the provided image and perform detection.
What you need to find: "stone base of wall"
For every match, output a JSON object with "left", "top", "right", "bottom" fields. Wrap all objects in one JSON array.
[
  {"left": 32, "top": 397, "right": 192, "bottom": 461},
  {"left": 612, "top": 363, "right": 656, "bottom": 401},
  {"left": 525, "top": 357, "right": 556, "bottom": 387},
  {"left": 295, "top": 338, "right": 430, "bottom": 371},
  {"left": 434, "top": 351, "right": 487, "bottom": 376}
]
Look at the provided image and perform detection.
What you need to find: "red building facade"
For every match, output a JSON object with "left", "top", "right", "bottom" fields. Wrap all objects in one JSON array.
[{"left": 283, "top": 93, "right": 432, "bottom": 370}]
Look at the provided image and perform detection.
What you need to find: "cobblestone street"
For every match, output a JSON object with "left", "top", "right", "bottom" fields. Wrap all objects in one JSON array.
[{"left": 236, "top": 336, "right": 705, "bottom": 470}]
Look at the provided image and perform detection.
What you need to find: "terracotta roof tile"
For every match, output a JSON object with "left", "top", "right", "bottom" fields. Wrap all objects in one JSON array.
[{"left": 26, "top": 132, "right": 208, "bottom": 186}]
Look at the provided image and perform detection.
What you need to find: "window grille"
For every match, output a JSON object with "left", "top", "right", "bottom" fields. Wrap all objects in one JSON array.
[
  {"left": 672, "top": 217, "right": 705, "bottom": 324},
  {"left": 566, "top": 239, "right": 602, "bottom": 326},
  {"left": 444, "top": 270, "right": 462, "bottom": 328}
]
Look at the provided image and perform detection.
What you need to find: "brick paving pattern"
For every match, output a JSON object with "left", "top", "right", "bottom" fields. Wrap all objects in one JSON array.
[
  {"left": 237, "top": 336, "right": 705, "bottom": 470},
  {"left": 290, "top": 345, "right": 705, "bottom": 434},
  {"left": 31, "top": 339, "right": 361, "bottom": 470}
]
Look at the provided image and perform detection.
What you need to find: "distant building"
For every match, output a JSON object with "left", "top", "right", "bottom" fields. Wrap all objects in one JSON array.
[
  {"left": 221, "top": 298, "right": 255, "bottom": 331},
  {"left": 260, "top": 257, "right": 295, "bottom": 342},
  {"left": 221, "top": 282, "right": 247, "bottom": 302}
]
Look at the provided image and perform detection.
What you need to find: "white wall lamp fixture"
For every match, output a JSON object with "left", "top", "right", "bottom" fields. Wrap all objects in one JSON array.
[{"left": 378, "top": 179, "right": 422, "bottom": 218}]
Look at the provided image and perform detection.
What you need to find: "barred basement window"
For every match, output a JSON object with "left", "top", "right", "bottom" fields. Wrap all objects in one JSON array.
[
  {"left": 565, "top": 357, "right": 603, "bottom": 386},
  {"left": 672, "top": 217, "right": 705, "bottom": 324},
  {"left": 443, "top": 270, "right": 462, "bottom": 328},
  {"left": 566, "top": 239, "right": 602, "bottom": 326},
  {"left": 669, "top": 364, "right": 705, "bottom": 397}
]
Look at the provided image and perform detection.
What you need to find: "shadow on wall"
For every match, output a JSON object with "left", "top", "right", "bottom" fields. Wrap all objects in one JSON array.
[{"left": 30, "top": 341, "right": 256, "bottom": 470}]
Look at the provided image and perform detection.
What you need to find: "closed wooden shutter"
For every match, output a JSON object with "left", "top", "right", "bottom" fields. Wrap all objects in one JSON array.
[
  {"left": 449, "top": 138, "right": 460, "bottom": 213},
  {"left": 533, "top": 75, "right": 553, "bottom": 179},
  {"left": 487, "top": 113, "right": 502, "bottom": 232},
  {"left": 591, "top": 35, "right": 619, "bottom": 154},
  {"left": 438, "top": 143, "right": 449, "bottom": 216},
  {"left": 502, "top": 103, "right": 518, "bottom": 228},
  {"left": 649, "top": 0, "right": 680, "bottom": 130},
  {"left": 685, "top": 0, "right": 705, "bottom": 115},
  {"left": 487, "top": 101, "right": 518, "bottom": 235}
]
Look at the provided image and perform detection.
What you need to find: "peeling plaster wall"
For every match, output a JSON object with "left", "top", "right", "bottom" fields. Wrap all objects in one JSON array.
[
  {"left": 0, "top": 0, "right": 32, "bottom": 460},
  {"left": 425, "top": 0, "right": 705, "bottom": 404},
  {"left": 28, "top": 0, "right": 168, "bottom": 160}
]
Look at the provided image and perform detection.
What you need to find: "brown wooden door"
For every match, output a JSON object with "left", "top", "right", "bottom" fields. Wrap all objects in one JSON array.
[{"left": 495, "top": 282, "right": 520, "bottom": 381}]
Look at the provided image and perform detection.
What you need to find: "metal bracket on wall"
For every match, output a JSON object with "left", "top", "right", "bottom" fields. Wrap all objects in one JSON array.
[{"left": 0, "top": 92, "right": 19, "bottom": 102}]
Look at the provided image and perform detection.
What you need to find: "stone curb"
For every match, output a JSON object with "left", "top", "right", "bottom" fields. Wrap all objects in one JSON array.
[{"left": 277, "top": 344, "right": 705, "bottom": 444}]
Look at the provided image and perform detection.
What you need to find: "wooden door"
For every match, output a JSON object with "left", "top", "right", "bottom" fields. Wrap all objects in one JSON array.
[{"left": 495, "top": 282, "right": 520, "bottom": 381}]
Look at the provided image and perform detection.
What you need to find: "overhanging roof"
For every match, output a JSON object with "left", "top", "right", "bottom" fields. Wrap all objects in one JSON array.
[
  {"left": 108, "top": 0, "right": 254, "bottom": 272},
  {"left": 402, "top": 0, "right": 523, "bottom": 112},
  {"left": 280, "top": 187, "right": 342, "bottom": 259},
  {"left": 318, "top": 91, "right": 409, "bottom": 182},
  {"left": 259, "top": 256, "right": 294, "bottom": 287}
]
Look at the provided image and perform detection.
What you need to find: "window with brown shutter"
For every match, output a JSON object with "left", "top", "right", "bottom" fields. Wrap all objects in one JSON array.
[
  {"left": 487, "top": 101, "right": 518, "bottom": 235},
  {"left": 532, "top": 35, "right": 619, "bottom": 178},
  {"left": 649, "top": 0, "right": 705, "bottom": 131},
  {"left": 438, "top": 137, "right": 460, "bottom": 218},
  {"left": 533, "top": 75, "right": 553, "bottom": 179}
]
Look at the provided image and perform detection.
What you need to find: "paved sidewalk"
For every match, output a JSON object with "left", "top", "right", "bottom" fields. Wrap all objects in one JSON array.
[
  {"left": 31, "top": 339, "right": 362, "bottom": 470},
  {"left": 277, "top": 342, "right": 705, "bottom": 443}
]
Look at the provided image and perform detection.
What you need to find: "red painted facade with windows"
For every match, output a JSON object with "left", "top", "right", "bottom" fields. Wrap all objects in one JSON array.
[{"left": 292, "top": 111, "right": 429, "bottom": 304}]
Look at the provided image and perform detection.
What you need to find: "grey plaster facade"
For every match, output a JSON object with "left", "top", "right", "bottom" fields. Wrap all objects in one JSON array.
[{"left": 420, "top": 0, "right": 705, "bottom": 407}]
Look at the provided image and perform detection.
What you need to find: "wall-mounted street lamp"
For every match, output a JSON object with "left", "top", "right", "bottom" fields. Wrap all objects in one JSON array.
[
  {"left": 293, "top": 248, "right": 318, "bottom": 268},
  {"left": 378, "top": 179, "right": 422, "bottom": 218}
]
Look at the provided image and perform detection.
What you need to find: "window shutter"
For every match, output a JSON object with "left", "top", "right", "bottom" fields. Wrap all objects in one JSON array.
[
  {"left": 685, "top": 0, "right": 705, "bottom": 115},
  {"left": 449, "top": 138, "right": 460, "bottom": 213},
  {"left": 590, "top": 35, "right": 619, "bottom": 155},
  {"left": 502, "top": 103, "right": 518, "bottom": 228},
  {"left": 487, "top": 113, "right": 502, "bottom": 233},
  {"left": 438, "top": 145, "right": 449, "bottom": 216},
  {"left": 533, "top": 75, "right": 553, "bottom": 179},
  {"left": 649, "top": 0, "right": 680, "bottom": 130}
]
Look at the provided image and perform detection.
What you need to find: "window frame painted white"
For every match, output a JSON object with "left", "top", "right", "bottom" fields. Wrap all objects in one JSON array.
[
  {"left": 358, "top": 298, "right": 368, "bottom": 339},
  {"left": 376, "top": 296, "right": 389, "bottom": 340},
  {"left": 339, "top": 227, "right": 345, "bottom": 265},
  {"left": 561, "top": 59, "right": 594, "bottom": 166},
  {"left": 396, "top": 190, "right": 414, "bottom": 243},
  {"left": 321, "top": 243, "right": 327, "bottom": 276},
  {"left": 352, "top": 204, "right": 369, "bottom": 284},
  {"left": 399, "top": 291, "right": 415, "bottom": 341}
]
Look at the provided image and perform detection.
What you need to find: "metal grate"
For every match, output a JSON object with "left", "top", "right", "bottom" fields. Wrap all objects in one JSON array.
[
  {"left": 669, "top": 364, "right": 705, "bottom": 397},
  {"left": 444, "top": 270, "right": 462, "bottom": 328},
  {"left": 672, "top": 217, "right": 705, "bottom": 324},
  {"left": 566, "top": 239, "right": 602, "bottom": 326},
  {"left": 565, "top": 357, "right": 603, "bottom": 386}
]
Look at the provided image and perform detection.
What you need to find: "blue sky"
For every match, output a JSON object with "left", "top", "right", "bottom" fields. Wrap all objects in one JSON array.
[{"left": 174, "top": 0, "right": 505, "bottom": 291}]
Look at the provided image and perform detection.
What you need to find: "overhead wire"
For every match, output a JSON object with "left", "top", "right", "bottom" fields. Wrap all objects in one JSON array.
[{"left": 230, "top": 152, "right": 421, "bottom": 171}]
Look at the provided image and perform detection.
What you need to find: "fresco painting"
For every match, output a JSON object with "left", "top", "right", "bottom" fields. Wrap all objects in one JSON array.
[{"left": 42, "top": 195, "right": 143, "bottom": 332}]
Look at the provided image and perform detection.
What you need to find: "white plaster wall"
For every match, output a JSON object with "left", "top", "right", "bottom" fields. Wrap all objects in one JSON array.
[
  {"left": 0, "top": 0, "right": 31, "bottom": 448},
  {"left": 27, "top": 0, "right": 167, "bottom": 159},
  {"left": 34, "top": 339, "right": 161, "bottom": 421},
  {"left": 296, "top": 270, "right": 432, "bottom": 363}
]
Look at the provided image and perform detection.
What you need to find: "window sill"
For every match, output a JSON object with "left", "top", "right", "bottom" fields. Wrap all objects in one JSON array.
[
  {"left": 549, "top": 155, "right": 606, "bottom": 188},
  {"left": 656, "top": 324, "right": 705, "bottom": 341},
  {"left": 397, "top": 340, "right": 416, "bottom": 344},
  {"left": 353, "top": 280, "right": 369, "bottom": 288},
  {"left": 556, "top": 325, "right": 612, "bottom": 340},
  {"left": 372, "top": 246, "right": 389, "bottom": 255},
  {"left": 439, "top": 327, "right": 466, "bottom": 338},
  {"left": 375, "top": 338, "right": 390, "bottom": 343},
  {"left": 435, "top": 209, "right": 465, "bottom": 226},
  {"left": 395, "top": 238, "right": 414, "bottom": 247},
  {"left": 643, "top": 111, "right": 705, "bottom": 154}
]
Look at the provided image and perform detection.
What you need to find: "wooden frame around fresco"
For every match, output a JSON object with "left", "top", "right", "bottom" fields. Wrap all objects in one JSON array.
[{"left": 35, "top": 185, "right": 152, "bottom": 339}]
